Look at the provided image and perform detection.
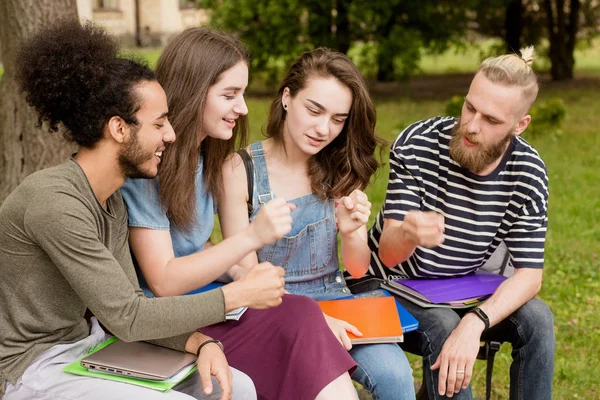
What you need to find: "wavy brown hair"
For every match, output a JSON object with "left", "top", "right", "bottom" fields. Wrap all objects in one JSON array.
[
  {"left": 155, "top": 27, "right": 249, "bottom": 231},
  {"left": 266, "top": 48, "right": 384, "bottom": 199}
]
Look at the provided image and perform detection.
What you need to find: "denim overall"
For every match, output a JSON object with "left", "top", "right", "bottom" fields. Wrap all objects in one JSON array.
[
  {"left": 248, "top": 141, "right": 350, "bottom": 300},
  {"left": 247, "top": 142, "right": 415, "bottom": 400}
]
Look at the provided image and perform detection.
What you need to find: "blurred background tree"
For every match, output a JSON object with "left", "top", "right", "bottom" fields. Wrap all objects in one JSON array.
[
  {"left": 0, "top": 0, "right": 77, "bottom": 203},
  {"left": 204, "top": 0, "right": 599, "bottom": 83}
]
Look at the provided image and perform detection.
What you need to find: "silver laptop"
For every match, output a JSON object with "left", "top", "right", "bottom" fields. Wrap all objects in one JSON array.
[{"left": 81, "top": 339, "right": 197, "bottom": 381}]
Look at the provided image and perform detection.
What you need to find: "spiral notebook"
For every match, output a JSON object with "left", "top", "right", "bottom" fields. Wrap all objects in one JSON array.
[{"left": 384, "top": 270, "right": 507, "bottom": 308}]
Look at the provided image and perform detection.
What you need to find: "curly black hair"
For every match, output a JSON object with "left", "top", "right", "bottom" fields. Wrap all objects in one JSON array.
[{"left": 15, "top": 19, "right": 156, "bottom": 148}]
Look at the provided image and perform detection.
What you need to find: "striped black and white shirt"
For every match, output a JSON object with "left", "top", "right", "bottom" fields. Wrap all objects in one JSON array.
[{"left": 366, "top": 116, "right": 548, "bottom": 280}]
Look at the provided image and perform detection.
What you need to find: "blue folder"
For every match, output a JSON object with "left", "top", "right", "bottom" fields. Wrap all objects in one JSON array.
[
  {"left": 188, "top": 283, "right": 419, "bottom": 333},
  {"left": 186, "top": 281, "right": 225, "bottom": 295}
]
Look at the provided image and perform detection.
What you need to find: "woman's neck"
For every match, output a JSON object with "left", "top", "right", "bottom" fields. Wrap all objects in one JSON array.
[{"left": 265, "top": 136, "right": 310, "bottom": 168}]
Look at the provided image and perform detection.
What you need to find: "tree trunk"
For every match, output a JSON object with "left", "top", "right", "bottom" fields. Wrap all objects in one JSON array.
[
  {"left": 543, "top": 0, "right": 580, "bottom": 81},
  {"left": 505, "top": 0, "right": 523, "bottom": 53},
  {"left": 307, "top": 0, "right": 335, "bottom": 50},
  {"left": 0, "top": 0, "right": 78, "bottom": 205},
  {"left": 377, "top": 12, "right": 398, "bottom": 82},
  {"left": 335, "top": 0, "right": 350, "bottom": 54}
]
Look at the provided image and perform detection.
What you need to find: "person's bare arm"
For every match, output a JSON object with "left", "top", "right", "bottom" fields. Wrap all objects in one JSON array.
[
  {"left": 337, "top": 190, "right": 372, "bottom": 278},
  {"left": 129, "top": 226, "right": 264, "bottom": 297}
]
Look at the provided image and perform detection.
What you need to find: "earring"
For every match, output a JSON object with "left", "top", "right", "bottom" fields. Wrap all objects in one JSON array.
[{"left": 283, "top": 103, "right": 287, "bottom": 110}]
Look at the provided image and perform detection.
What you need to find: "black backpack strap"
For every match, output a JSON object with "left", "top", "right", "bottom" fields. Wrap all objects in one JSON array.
[
  {"left": 236, "top": 148, "right": 254, "bottom": 217},
  {"left": 484, "top": 341, "right": 501, "bottom": 400}
]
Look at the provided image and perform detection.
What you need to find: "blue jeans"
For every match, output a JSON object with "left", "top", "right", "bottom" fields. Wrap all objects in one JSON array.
[
  {"left": 350, "top": 343, "right": 415, "bottom": 400},
  {"left": 398, "top": 297, "right": 555, "bottom": 399}
]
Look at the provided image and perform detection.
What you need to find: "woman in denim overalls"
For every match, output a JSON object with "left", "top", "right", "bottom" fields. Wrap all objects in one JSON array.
[{"left": 220, "top": 49, "right": 415, "bottom": 400}]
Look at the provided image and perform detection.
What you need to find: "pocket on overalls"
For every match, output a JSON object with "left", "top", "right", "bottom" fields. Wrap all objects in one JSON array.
[{"left": 263, "top": 217, "right": 333, "bottom": 279}]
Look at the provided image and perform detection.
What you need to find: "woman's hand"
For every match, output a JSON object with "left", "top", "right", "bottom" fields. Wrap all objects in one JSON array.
[
  {"left": 323, "top": 313, "right": 363, "bottom": 351},
  {"left": 335, "top": 189, "right": 372, "bottom": 236},
  {"left": 247, "top": 198, "right": 296, "bottom": 247}
]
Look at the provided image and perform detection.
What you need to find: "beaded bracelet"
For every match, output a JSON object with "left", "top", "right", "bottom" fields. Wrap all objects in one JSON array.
[{"left": 196, "top": 339, "right": 224, "bottom": 357}]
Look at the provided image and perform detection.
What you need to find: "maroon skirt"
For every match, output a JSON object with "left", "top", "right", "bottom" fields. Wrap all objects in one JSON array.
[{"left": 201, "top": 294, "right": 356, "bottom": 400}]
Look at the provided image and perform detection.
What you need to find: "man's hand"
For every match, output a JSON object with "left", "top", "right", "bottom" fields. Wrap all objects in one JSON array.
[
  {"left": 248, "top": 198, "right": 296, "bottom": 247},
  {"left": 323, "top": 314, "right": 363, "bottom": 351},
  {"left": 336, "top": 189, "right": 372, "bottom": 236},
  {"left": 221, "top": 262, "right": 285, "bottom": 311},
  {"left": 402, "top": 210, "right": 445, "bottom": 248},
  {"left": 431, "top": 314, "right": 485, "bottom": 397},
  {"left": 197, "top": 342, "right": 232, "bottom": 400}
]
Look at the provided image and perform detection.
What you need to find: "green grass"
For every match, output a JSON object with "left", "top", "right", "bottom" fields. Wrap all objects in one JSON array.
[
  {"left": 123, "top": 47, "right": 162, "bottom": 70},
  {"left": 418, "top": 38, "right": 600, "bottom": 76}
]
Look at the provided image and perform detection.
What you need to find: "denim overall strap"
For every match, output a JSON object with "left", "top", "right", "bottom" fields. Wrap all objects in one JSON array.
[{"left": 249, "top": 141, "right": 274, "bottom": 208}]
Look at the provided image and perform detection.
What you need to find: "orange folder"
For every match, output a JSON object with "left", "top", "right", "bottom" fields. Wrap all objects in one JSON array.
[{"left": 318, "top": 296, "right": 403, "bottom": 344}]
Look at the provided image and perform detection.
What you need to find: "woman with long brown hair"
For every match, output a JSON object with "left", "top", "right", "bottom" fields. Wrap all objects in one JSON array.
[
  {"left": 218, "top": 48, "right": 416, "bottom": 400},
  {"left": 121, "top": 28, "right": 359, "bottom": 400}
]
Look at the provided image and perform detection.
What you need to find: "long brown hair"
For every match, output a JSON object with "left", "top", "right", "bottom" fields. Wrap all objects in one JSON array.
[
  {"left": 266, "top": 48, "right": 384, "bottom": 199},
  {"left": 155, "top": 27, "right": 249, "bottom": 231}
]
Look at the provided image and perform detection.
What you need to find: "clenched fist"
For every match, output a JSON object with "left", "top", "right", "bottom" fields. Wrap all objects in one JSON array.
[
  {"left": 248, "top": 198, "right": 295, "bottom": 246},
  {"left": 335, "top": 189, "right": 372, "bottom": 235},
  {"left": 402, "top": 210, "right": 445, "bottom": 248},
  {"left": 222, "top": 262, "right": 286, "bottom": 310}
]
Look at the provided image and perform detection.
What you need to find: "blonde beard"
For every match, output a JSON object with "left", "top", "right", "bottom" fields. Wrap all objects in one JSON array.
[{"left": 449, "top": 123, "right": 513, "bottom": 174}]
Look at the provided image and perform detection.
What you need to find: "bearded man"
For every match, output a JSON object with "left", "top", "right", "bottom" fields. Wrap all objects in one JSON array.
[{"left": 355, "top": 47, "right": 555, "bottom": 399}]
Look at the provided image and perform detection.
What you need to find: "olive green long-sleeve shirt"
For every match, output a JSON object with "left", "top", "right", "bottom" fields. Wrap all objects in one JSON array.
[{"left": 0, "top": 159, "right": 225, "bottom": 394}]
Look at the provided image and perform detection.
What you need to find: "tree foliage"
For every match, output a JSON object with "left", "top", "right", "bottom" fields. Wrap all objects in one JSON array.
[
  {"left": 473, "top": 0, "right": 599, "bottom": 80},
  {"left": 205, "top": 0, "right": 472, "bottom": 83},
  {"left": 205, "top": 0, "right": 599, "bottom": 83},
  {"left": 205, "top": 0, "right": 312, "bottom": 84}
]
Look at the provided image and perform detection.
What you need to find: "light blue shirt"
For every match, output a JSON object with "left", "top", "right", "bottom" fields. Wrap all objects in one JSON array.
[{"left": 121, "top": 156, "right": 214, "bottom": 295}]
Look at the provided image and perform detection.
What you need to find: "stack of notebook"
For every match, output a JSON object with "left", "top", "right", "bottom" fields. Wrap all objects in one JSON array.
[{"left": 382, "top": 270, "right": 507, "bottom": 309}]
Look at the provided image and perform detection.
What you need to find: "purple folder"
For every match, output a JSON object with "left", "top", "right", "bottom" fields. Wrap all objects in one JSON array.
[{"left": 392, "top": 271, "right": 507, "bottom": 304}]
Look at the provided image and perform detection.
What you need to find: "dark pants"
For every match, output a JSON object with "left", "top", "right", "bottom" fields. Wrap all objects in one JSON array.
[{"left": 398, "top": 297, "right": 555, "bottom": 400}]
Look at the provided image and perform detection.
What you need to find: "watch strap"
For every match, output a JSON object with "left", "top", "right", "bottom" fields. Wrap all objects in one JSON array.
[
  {"left": 196, "top": 339, "right": 224, "bottom": 357},
  {"left": 468, "top": 307, "right": 490, "bottom": 330}
]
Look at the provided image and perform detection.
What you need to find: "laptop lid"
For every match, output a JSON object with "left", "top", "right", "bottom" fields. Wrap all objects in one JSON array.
[{"left": 81, "top": 339, "right": 197, "bottom": 381}]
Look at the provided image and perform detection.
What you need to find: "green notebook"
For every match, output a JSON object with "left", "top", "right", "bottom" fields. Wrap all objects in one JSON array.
[{"left": 63, "top": 337, "right": 198, "bottom": 392}]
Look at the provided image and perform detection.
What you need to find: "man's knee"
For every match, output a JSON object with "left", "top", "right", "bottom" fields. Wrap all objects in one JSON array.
[{"left": 511, "top": 298, "right": 555, "bottom": 352}]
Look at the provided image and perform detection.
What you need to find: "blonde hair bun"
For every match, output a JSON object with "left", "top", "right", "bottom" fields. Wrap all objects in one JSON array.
[{"left": 520, "top": 45, "right": 535, "bottom": 66}]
